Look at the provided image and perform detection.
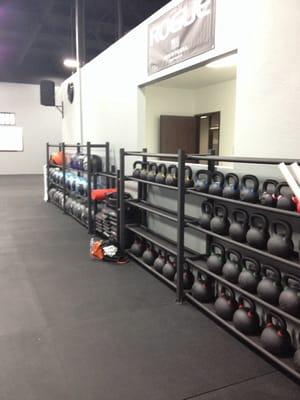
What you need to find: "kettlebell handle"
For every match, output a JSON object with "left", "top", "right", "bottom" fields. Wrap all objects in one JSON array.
[
  {"left": 261, "top": 265, "right": 281, "bottom": 284},
  {"left": 210, "top": 243, "right": 225, "bottom": 257},
  {"left": 274, "top": 181, "right": 293, "bottom": 197},
  {"left": 195, "top": 169, "right": 212, "bottom": 183},
  {"left": 232, "top": 209, "right": 249, "bottom": 225},
  {"left": 225, "top": 249, "right": 241, "bottom": 263},
  {"left": 237, "top": 295, "right": 256, "bottom": 313},
  {"left": 270, "top": 220, "right": 292, "bottom": 239},
  {"left": 201, "top": 200, "right": 213, "bottom": 216},
  {"left": 249, "top": 213, "right": 268, "bottom": 231},
  {"left": 241, "top": 174, "right": 259, "bottom": 191},
  {"left": 198, "top": 271, "right": 210, "bottom": 284},
  {"left": 148, "top": 162, "right": 158, "bottom": 173},
  {"left": 264, "top": 312, "right": 287, "bottom": 331},
  {"left": 211, "top": 171, "right": 225, "bottom": 185},
  {"left": 185, "top": 166, "right": 193, "bottom": 179},
  {"left": 262, "top": 179, "right": 278, "bottom": 193},
  {"left": 219, "top": 285, "right": 235, "bottom": 300},
  {"left": 224, "top": 173, "right": 239, "bottom": 188},
  {"left": 214, "top": 204, "right": 228, "bottom": 219},
  {"left": 241, "top": 257, "right": 260, "bottom": 274},
  {"left": 167, "top": 164, "right": 178, "bottom": 177},
  {"left": 133, "top": 161, "right": 143, "bottom": 169},
  {"left": 157, "top": 163, "right": 167, "bottom": 175},
  {"left": 282, "top": 274, "right": 300, "bottom": 290}
]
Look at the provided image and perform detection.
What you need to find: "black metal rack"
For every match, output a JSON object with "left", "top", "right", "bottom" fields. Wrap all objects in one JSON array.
[
  {"left": 46, "top": 141, "right": 116, "bottom": 233},
  {"left": 119, "top": 149, "right": 300, "bottom": 381}
]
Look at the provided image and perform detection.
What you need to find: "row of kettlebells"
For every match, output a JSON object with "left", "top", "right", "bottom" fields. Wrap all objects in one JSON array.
[
  {"left": 49, "top": 188, "right": 89, "bottom": 224},
  {"left": 50, "top": 168, "right": 89, "bottom": 196},
  {"left": 199, "top": 202, "right": 294, "bottom": 258},
  {"left": 207, "top": 243, "right": 300, "bottom": 317}
]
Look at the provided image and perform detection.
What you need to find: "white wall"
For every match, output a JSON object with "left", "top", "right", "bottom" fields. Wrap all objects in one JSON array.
[
  {"left": 194, "top": 79, "right": 236, "bottom": 155},
  {"left": 234, "top": 0, "right": 300, "bottom": 158},
  {"left": 0, "top": 83, "right": 61, "bottom": 174}
]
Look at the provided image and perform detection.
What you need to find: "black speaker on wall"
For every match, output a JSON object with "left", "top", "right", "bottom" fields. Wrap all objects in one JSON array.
[{"left": 40, "top": 80, "right": 55, "bottom": 106}]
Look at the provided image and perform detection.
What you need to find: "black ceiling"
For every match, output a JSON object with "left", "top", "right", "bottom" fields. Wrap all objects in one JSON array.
[{"left": 0, "top": 0, "right": 169, "bottom": 84}]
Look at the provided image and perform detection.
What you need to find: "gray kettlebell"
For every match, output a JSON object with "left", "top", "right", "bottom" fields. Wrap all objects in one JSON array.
[
  {"left": 165, "top": 165, "right": 178, "bottom": 186},
  {"left": 222, "top": 173, "right": 240, "bottom": 199},
  {"left": 153, "top": 251, "right": 166, "bottom": 274},
  {"left": 208, "top": 171, "right": 225, "bottom": 196},
  {"left": 233, "top": 296, "right": 260, "bottom": 335},
  {"left": 222, "top": 249, "right": 242, "bottom": 283},
  {"left": 267, "top": 221, "right": 294, "bottom": 258},
  {"left": 215, "top": 286, "right": 237, "bottom": 321},
  {"left": 193, "top": 170, "right": 212, "bottom": 193},
  {"left": 147, "top": 162, "right": 158, "bottom": 182},
  {"left": 261, "top": 313, "right": 292, "bottom": 356},
  {"left": 207, "top": 243, "right": 225, "bottom": 275},
  {"left": 133, "top": 161, "right": 143, "bottom": 178},
  {"left": 142, "top": 242, "right": 157, "bottom": 266},
  {"left": 238, "top": 257, "right": 260, "bottom": 294},
  {"left": 229, "top": 209, "right": 249, "bottom": 242},
  {"left": 192, "top": 272, "right": 214, "bottom": 302},
  {"left": 240, "top": 174, "right": 259, "bottom": 203},
  {"left": 210, "top": 205, "right": 229, "bottom": 235},
  {"left": 279, "top": 274, "right": 300, "bottom": 317},
  {"left": 257, "top": 265, "right": 282, "bottom": 305},
  {"left": 246, "top": 213, "right": 269, "bottom": 249},
  {"left": 199, "top": 201, "right": 213, "bottom": 230}
]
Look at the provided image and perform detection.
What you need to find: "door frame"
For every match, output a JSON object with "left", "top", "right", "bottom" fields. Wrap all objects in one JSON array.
[{"left": 195, "top": 111, "right": 221, "bottom": 155}]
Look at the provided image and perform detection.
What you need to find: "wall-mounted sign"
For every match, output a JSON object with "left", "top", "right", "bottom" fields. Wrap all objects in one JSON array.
[{"left": 148, "top": 0, "right": 216, "bottom": 75}]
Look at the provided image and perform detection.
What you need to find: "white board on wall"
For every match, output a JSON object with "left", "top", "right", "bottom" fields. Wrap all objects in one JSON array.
[{"left": 0, "top": 126, "right": 23, "bottom": 151}]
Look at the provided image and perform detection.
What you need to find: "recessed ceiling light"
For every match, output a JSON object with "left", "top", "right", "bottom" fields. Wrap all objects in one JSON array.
[
  {"left": 63, "top": 58, "right": 78, "bottom": 68},
  {"left": 206, "top": 54, "right": 237, "bottom": 69}
]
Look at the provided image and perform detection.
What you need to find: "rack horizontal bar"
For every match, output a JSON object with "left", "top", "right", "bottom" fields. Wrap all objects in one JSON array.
[
  {"left": 126, "top": 176, "right": 178, "bottom": 190},
  {"left": 187, "top": 188, "right": 300, "bottom": 218},
  {"left": 186, "top": 222, "right": 300, "bottom": 271},
  {"left": 124, "top": 151, "right": 179, "bottom": 158},
  {"left": 186, "top": 258, "right": 300, "bottom": 326},
  {"left": 187, "top": 155, "right": 299, "bottom": 165}
]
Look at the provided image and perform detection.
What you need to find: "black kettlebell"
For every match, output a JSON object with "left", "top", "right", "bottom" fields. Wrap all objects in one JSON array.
[
  {"left": 147, "top": 162, "right": 158, "bottom": 182},
  {"left": 193, "top": 170, "right": 212, "bottom": 193},
  {"left": 294, "top": 349, "right": 300, "bottom": 372},
  {"left": 199, "top": 201, "right": 213, "bottom": 230},
  {"left": 229, "top": 209, "right": 249, "bottom": 242},
  {"left": 153, "top": 251, "right": 166, "bottom": 274},
  {"left": 246, "top": 213, "right": 269, "bottom": 249},
  {"left": 275, "top": 182, "right": 296, "bottom": 211},
  {"left": 191, "top": 272, "right": 214, "bottom": 302},
  {"left": 240, "top": 174, "right": 259, "bottom": 203},
  {"left": 162, "top": 256, "right": 176, "bottom": 281},
  {"left": 130, "top": 237, "right": 145, "bottom": 257},
  {"left": 260, "top": 179, "right": 278, "bottom": 207},
  {"left": 184, "top": 166, "right": 193, "bottom": 188},
  {"left": 279, "top": 274, "right": 300, "bottom": 317},
  {"left": 132, "top": 161, "right": 143, "bottom": 179},
  {"left": 142, "top": 242, "right": 157, "bottom": 266},
  {"left": 155, "top": 164, "right": 167, "bottom": 184},
  {"left": 257, "top": 265, "right": 282, "bottom": 305},
  {"left": 208, "top": 171, "right": 225, "bottom": 196},
  {"left": 175, "top": 264, "right": 194, "bottom": 290},
  {"left": 139, "top": 162, "right": 149, "bottom": 180},
  {"left": 233, "top": 296, "right": 260, "bottom": 335},
  {"left": 238, "top": 257, "right": 261, "bottom": 294},
  {"left": 210, "top": 204, "right": 229, "bottom": 235},
  {"left": 215, "top": 286, "right": 237, "bottom": 321},
  {"left": 267, "top": 221, "right": 294, "bottom": 258},
  {"left": 165, "top": 165, "right": 178, "bottom": 186},
  {"left": 222, "top": 249, "right": 242, "bottom": 283},
  {"left": 207, "top": 243, "right": 225, "bottom": 275},
  {"left": 261, "top": 313, "right": 292, "bottom": 356},
  {"left": 222, "top": 173, "right": 240, "bottom": 199}
]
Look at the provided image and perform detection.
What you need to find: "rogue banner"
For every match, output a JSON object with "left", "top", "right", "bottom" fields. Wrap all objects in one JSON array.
[{"left": 148, "top": 0, "right": 216, "bottom": 75}]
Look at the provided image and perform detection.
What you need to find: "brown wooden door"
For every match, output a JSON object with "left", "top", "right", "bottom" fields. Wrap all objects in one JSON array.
[{"left": 160, "top": 115, "right": 198, "bottom": 153}]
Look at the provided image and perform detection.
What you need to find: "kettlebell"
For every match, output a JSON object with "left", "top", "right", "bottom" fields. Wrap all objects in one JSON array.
[
  {"left": 192, "top": 272, "right": 214, "bottom": 302},
  {"left": 279, "top": 274, "right": 300, "bottom": 317},
  {"left": 261, "top": 313, "right": 292, "bottom": 356},
  {"left": 199, "top": 201, "right": 213, "bottom": 230},
  {"left": 257, "top": 265, "right": 282, "bottom": 305},
  {"left": 233, "top": 296, "right": 260, "bottom": 335},
  {"left": 294, "top": 349, "right": 300, "bottom": 372},
  {"left": 153, "top": 251, "right": 166, "bottom": 274},
  {"left": 267, "top": 221, "right": 294, "bottom": 258},
  {"left": 175, "top": 265, "right": 194, "bottom": 290},
  {"left": 155, "top": 164, "right": 167, "bottom": 184},
  {"left": 229, "top": 209, "right": 249, "bottom": 243},
  {"left": 275, "top": 182, "right": 296, "bottom": 211},
  {"left": 260, "top": 179, "right": 278, "bottom": 207},
  {"left": 162, "top": 256, "right": 176, "bottom": 281},
  {"left": 222, "top": 249, "right": 242, "bottom": 283},
  {"left": 222, "top": 173, "right": 240, "bottom": 199},
  {"left": 139, "top": 162, "right": 149, "bottom": 180},
  {"left": 142, "top": 242, "right": 157, "bottom": 266},
  {"left": 238, "top": 257, "right": 260, "bottom": 294},
  {"left": 194, "top": 170, "right": 212, "bottom": 193},
  {"left": 210, "top": 205, "right": 229, "bottom": 235},
  {"left": 147, "top": 162, "right": 158, "bottom": 182},
  {"left": 184, "top": 166, "right": 193, "bottom": 188},
  {"left": 215, "top": 286, "right": 237, "bottom": 321},
  {"left": 240, "top": 175, "right": 259, "bottom": 203},
  {"left": 133, "top": 239, "right": 146, "bottom": 261},
  {"left": 165, "top": 165, "right": 178, "bottom": 186},
  {"left": 207, "top": 243, "right": 225, "bottom": 275},
  {"left": 208, "top": 171, "right": 225, "bottom": 196},
  {"left": 133, "top": 161, "right": 143, "bottom": 179},
  {"left": 246, "top": 213, "right": 269, "bottom": 249}
]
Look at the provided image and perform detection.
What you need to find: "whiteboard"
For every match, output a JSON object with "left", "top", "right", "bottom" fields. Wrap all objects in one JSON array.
[{"left": 0, "top": 126, "right": 23, "bottom": 151}]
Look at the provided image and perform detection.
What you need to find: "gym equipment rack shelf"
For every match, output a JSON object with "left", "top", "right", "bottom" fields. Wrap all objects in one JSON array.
[
  {"left": 119, "top": 149, "right": 300, "bottom": 382},
  {"left": 46, "top": 141, "right": 112, "bottom": 233}
]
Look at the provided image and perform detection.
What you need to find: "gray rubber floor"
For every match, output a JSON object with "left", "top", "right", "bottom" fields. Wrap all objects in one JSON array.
[{"left": 0, "top": 175, "right": 299, "bottom": 400}]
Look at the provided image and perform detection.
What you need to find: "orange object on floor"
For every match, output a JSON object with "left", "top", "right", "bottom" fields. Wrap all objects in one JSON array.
[
  {"left": 91, "top": 188, "right": 117, "bottom": 201},
  {"left": 90, "top": 240, "right": 104, "bottom": 260}
]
